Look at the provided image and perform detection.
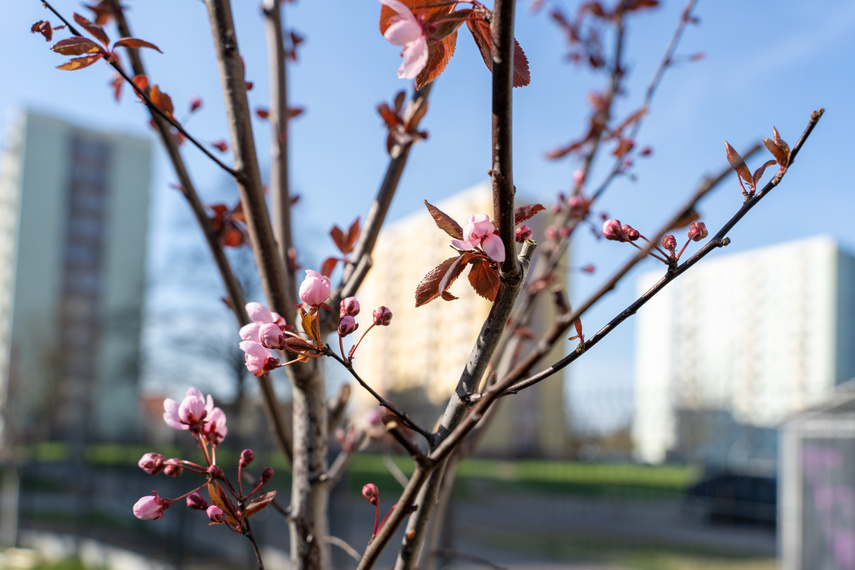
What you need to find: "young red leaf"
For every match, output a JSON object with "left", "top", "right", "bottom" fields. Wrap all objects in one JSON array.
[
  {"left": 85, "top": 0, "right": 115, "bottom": 26},
  {"left": 256, "top": 108, "right": 270, "bottom": 119},
  {"left": 569, "top": 318, "right": 585, "bottom": 342},
  {"left": 73, "top": 12, "right": 110, "bottom": 47},
  {"left": 424, "top": 200, "right": 463, "bottom": 239},
  {"left": 207, "top": 481, "right": 240, "bottom": 524},
  {"left": 724, "top": 141, "right": 752, "bottom": 186},
  {"left": 466, "top": 18, "right": 530, "bottom": 87},
  {"left": 52, "top": 37, "right": 104, "bottom": 56},
  {"left": 113, "top": 38, "right": 163, "bottom": 53},
  {"left": 751, "top": 159, "right": 777, "bottom": 186},
  {"left": 393, "top": 90, "right": 406, "bottom": 113},
  {"left": 344, "top": 218, "right": 360, "bottom": 254},
  {"left": 211, "top": 140, "right": 229, "bottom": 152},
  {"left": 416, "top": 256, "right": 459, "bottom": 307},
  {"left": 56, "top": 54, "right": 104, "bottom": 71},
  {"left": 772, "top": 126, "right": 790, "bottom": 157},
  {"left": 31, "top": 21, "right": 54, "bottom": 42},
  {"left": 468, "top": 259, "right": 501, "bottom": 302},
  {"left": 514, "top": 204, "right": 546, "bottom": 226},
  {"left": 242, "top": 491, "right": 277, "bottom": 519},
  {"left": 149, "top": 85, "right": 174, "bottom": 116},
  {"left": 321, "top": 256, "right": 338, "bottom": 278},
  {"left": 415, "top": 31, "right": 458, "bottom": 90},
  {"left": 111, "top": 73, "right": 123, "bottom": 101},
  {"left": 438, "top": 254, "right": 470, "bottom": 299},
  {"left": 330, "top": 225, "right": 346, "bottom": 254}
]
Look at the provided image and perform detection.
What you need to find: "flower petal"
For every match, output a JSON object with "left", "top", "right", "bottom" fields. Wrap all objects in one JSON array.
[{"left": 481, "top": 234, "right": 506, "bottom": 262}]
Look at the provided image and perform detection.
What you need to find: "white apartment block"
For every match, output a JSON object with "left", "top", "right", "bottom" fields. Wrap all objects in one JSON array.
[
  {"left": 633, "top": 236, "right": 855, "bottom": 466},
  {"left": 354, "top": 184, "right": 570, "bottom": 457},
  {"left": 0, "top": 111, "right": 151, "bottom": 444}
]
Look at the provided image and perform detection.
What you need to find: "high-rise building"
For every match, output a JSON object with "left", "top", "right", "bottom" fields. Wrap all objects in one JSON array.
[
  {"left": 353, "top": 184, "right": 570, "bottom": 457},
  {"left": 633, "top": 236, "right": 855, "bottom": 467},
  {"left": 0, "top": 111, "right": 151, "bottom": 444}
]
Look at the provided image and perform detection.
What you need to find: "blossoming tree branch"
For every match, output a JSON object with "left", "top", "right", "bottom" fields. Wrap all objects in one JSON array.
[{"left": 30, "top": 0, "right": 822, "bottom": 568}]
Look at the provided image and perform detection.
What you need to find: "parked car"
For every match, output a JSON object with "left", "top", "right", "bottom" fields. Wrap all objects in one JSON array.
[{"left": 682, "top": 472, "right": 777, "bottom": 527}]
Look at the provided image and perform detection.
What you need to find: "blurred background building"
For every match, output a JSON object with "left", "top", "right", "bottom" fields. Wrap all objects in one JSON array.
[
  {"left": 353, "top": 184, "right": 571, "bottom": 457},
  {"left": 0, "top": 110, "right": 151, "bottom": 446},
  {"left": 633, "top": 236, "right": 855, "bottom": 470}
]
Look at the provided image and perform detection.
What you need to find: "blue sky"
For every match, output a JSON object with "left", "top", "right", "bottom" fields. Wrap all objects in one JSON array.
[{"left": 4, "top": 1, "right": 854, "bottom": 433}]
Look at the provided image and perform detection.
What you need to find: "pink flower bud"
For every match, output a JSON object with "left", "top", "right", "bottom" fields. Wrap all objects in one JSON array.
[
  {"left": 559, "top": 227, "right": 572, "bottom": 238},
  {"left": 340, "top": 297, "right": 360, "bottom": 317},
  {"left": 186, "top": 492, "right": 208, "bottom": 510},
  {"left": 362, "top": 483, "right": 379, "bottom": 506},
  {"left": 338, "top": 315, "right": 358, "bottom": 337},
  {"left": 208, "top": 465, "right": 225, "bottom": 480},
  {"left": 298, "top": 269, "right": 331, "bottom": 307},
  {"left": 206, "top": 505, "right": 225, "bottom": 523},
  {"left": 240, "top": 341, "right": 279, "bottom": 377},
  {"left": 582, "top": 264, "right": 595, "bottom": 274},
  {"left": 621, "top": 224, "right": 640, "bottom": 241},
  {"left": 258, "top": 323, "right": 285, "bottom": 350},
  {"left": 133, "top": 493, "right": 169, "bottom": 520},
  {"left": 515, "top": 225, "right": 533, "bottom": 243},
  {"left": 573, "top": 169, "right": 585, "bottom": 188},
  {"left": 602, "top": 219, "right": 625, "bottom": 241},
  {"left": 544, "top": 226, "right": 558, "bottom": 242},
  {"left": 688, "top": 221, "right": 708, "bottom": 242},
  {"left": 372, "top": 306, "right": 393, "bottom": 326},
  {"left": 138, "top": 452, "right": 165, "bottom": 475},
  {"left": 260, "top": 466, "right": 274, "bottom": 485},
  {"left": 240, "top": 449, "right": 255, "bottom": 468},
  {"left": 662, "top": 235, "right": 677, "bottom": 252},
  {"left": 163, "top": 460, "right": 183, "bottom": 478}
]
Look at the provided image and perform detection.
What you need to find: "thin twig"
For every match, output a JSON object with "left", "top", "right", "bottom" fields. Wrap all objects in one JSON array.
[
  {"left": 39, "top": 0, "right": 239, "bottom": 178},
  {"left": 324, "top": 536, "right": 361, "bottom": 562}
]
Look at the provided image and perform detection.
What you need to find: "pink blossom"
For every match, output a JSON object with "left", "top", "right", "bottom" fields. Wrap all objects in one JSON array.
[
  {"left": 163, "top": 387, "right": 213, "bottom": 431},
  {"left": 240, "top": 341, "right": 279, "bottom": 377},
  {"left": 138, "top": 452, "right": 165, "bottom": 475},
  {"left": 662, "top": 235, "right": 677, "bottom": 252},
  {"left": 372, "top": 306, "right": 393, "bottom": 326},
  {"left": 186, "top": 492, "right": 208, "bottom": 510},
  {"left": 687, "top": 221, "right": 708, "bottom": 242},
  {"left": 258, "top": 322, "right": 285, "bottom": 350},
  {"left": 340, "top": 296, "right": 360, "bottom": 317},
  {"left": 206, "top": 505, "right": 225, "bottom": 523},
  {"left": 338, "top": 315, "right": 358, "bottom": 337},
  {"left": 621, "top": 224, "right": 640, "bottom": 241},
  {"left": 298, "top": 270, "right": 331, "bottom": 307},
  {"left": 362, "top": 483, "right": 380, "bottom": 506},
  {"left": 380, "top": 0, "right": 429, "bottom": 80},
  {"left": 602, "top": 219, "right": 625, "bottom": 242},
  {"left": 133, "top": 493, "right": 170, "bottom": 520},
  {"left": 240, "top": 302, "right": 285, "bottom": 349},
  {"left": 451, "top": 214, "right": 506, "bottom": 262},
  {"left": 163, "top": 459, "right": 183, "bottom": 477},
  {"left": 202, "top": 407, "right": 228, "bottom": 448}
]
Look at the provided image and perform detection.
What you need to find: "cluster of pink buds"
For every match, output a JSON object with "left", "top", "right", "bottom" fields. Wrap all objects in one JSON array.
[
  {"left": 134, "top": 389, "right": 276, "bottom": 533},
  {"left": 451, "top": 214, "right": 506, "bottom": 262},
  {"left": 336, "top": 296, "right": 394, "bottom": 362},
  {"left": 603, "top": 219, "right": 710, "bottom": 265}
]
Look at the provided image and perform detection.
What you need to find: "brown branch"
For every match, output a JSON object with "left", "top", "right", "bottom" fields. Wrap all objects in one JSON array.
[
  {"left": 491, "top": 0, "right": 518, "bottom": 276},
  {"left": 40, "top": 0, "right": 239, "bottom": 178},
  {"left": 493, "top": 108, "right": 824, "bottom": 398},
  {"left": 204, "top": 0, "right": 294, "bottom": 320},
  {"left": 107, "top": 0, "right": 293, "bottom": 464},
  {"left": 263, "top": 0, "right": 297, "bottom": 302}
]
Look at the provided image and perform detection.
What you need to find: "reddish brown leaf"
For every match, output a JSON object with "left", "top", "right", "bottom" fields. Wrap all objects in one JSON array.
[
  {"left": 149, "top": 84, "right": 174, "bottom": 116},
  {"left": 207, "top": 482, "right": 240, "bottom": 524},
  {"left": 415, "top": 31, "right": 458, "bottom": 90},
  {"left": 438, "top": 254, "right": 470, "bottom": 298},
  {"left": 189, "top": 97, "right": 202, "bottom": 113},
  {"left": 465, "top": 18, "right": 530, "bottom": 87},
  {"left": 73, "top": 12, "right": 110, "bottom": 46},
  {"left": 56, "top": 54, "right": 104, "bottom": 70},
  {"left": 424, "top": 200, "right": 463, "bottom": 239},
  {"left": 243, "top": 491, "right": 277, "bottom": 519},
  {"left": 132, "top": 74, "right": 149, "bottom": 92},
  {"left": 288, "top": 107, "right": 304, "bottom": 119},
  {"left": 751, "top": 159, "right": 777, "bottom": 186},
  {"left": 31, "top": 21, "right": 54, "bottom": 42},
  {"left": 113, "top": 37, "right": 163, "bottom": 53},
  {"left": 256, "top": 108, "right": 270, "bottom": 119},
  {"left": 211, "top": 140, "right": 229, "bottom": 152},
  {"left": 514, "top": 204, "right": 546, "bottom": 226},
  {"left": 468, "top": 259, "right": 500, "bottom": 302},
  {"left": 416, "top": 256, "right": 460, "bottom": 307},
  {"left": 321, "top": 256, "right": 338, "bottom": 278},
  {"left": 393, "top": 90, "right": 406, "bottom": 113},
  {"left": 85, "top": 0, "right": 115, "bottom": 26},
  {"left": 52, "top": 37, "right": 104, "bottom": 56},
  {"left": 344, "top": 218, "right": 360, "bottom": 254},
  {"left": 330, "top": 225, "right": 346, "bottom": 254},
  {"left": 724, "top": 141, "right": 752, "bottom": 186},
  {"left": 377, "top": 102, "right": 401, "bottom": 130},
  {"left": 569, "top": 318, "right": 585, "bottom": 342},
  {"left": 111, "top": 73, "right": 123, "bottom": 101}
]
